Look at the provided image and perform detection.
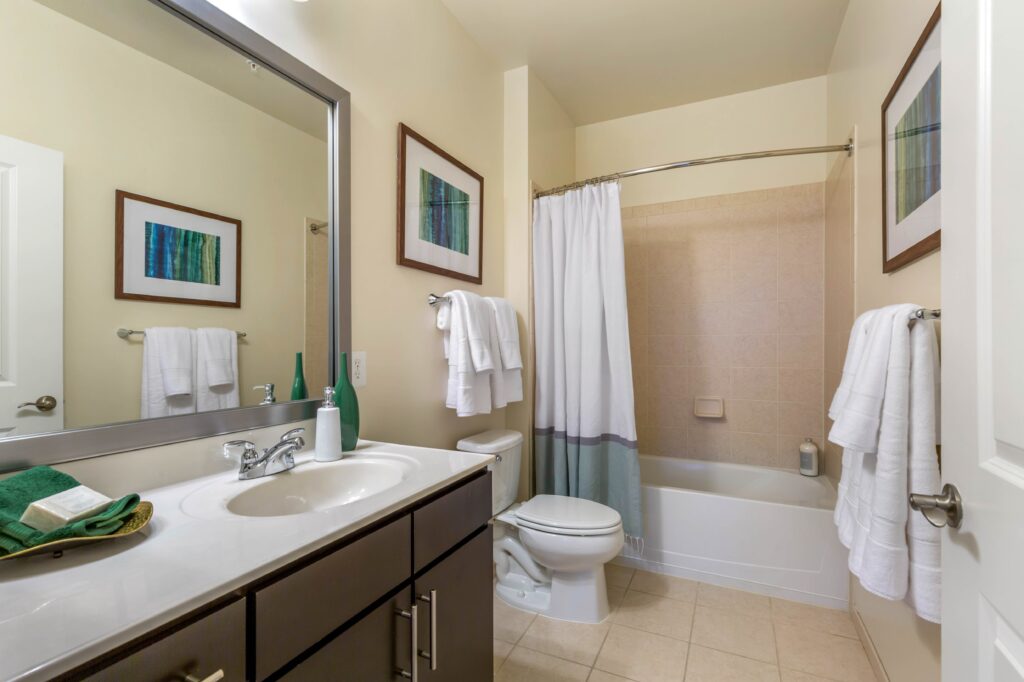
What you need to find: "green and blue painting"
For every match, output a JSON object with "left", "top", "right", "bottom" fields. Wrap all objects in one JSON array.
[
  {"left": 144, "top": 222, "right": 221, "bottom": 285},
  {"left": 419, "top": 169, "right": 470, "bottom": 255},
  {"left": 895, "top": 64, "right": 941, "bottom": 223}
]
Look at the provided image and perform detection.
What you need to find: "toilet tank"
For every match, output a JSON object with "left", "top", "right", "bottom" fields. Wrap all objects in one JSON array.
[{"left": 456, "top": 430, "right": 523, "bottom": 515}]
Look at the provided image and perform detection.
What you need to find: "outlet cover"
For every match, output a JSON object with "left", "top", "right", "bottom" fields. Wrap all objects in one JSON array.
[{"left": 351, "top": 351, "right": 367, "bottom": 387}]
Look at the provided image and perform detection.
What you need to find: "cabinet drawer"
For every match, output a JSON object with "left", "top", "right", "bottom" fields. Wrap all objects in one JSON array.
[
  {"left": 413, "top": 472, "right": 490, "bottom": 572},
  {"left": 254, "top": 515, "right": 411, "bottom": 680},
  {"left": 85, "top": 599, "right": 245, "bottom": 682}
]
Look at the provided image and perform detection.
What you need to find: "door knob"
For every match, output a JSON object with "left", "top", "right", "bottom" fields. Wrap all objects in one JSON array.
[
  {"left": 909, "top": 483, "right": 963, "bottom": 529},
  {"left": 17, "top": 396, "right": 57, "bottom": 412}
]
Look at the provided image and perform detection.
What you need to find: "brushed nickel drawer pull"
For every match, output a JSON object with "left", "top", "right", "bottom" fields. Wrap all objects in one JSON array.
[
  {"left": 418, "top": 590, "right": 438, "bottom": 671},
  {"left": 395, "top": 605, "right": 418, "bottom": 681},
  {"left": 182, "top": 670, "right": 224, "bottom": 682}
]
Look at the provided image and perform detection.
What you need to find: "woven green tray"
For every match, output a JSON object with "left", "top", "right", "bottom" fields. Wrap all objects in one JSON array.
[{"left": 0, "top": 501, "right": 153, "bottom": 561}]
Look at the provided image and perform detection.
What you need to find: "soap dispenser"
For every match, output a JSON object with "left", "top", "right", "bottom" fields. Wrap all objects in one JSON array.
[
  {"left": 315, "top": 386, "right": 343, "bottom": 462},
  {"left": 799, "top": 438, "right": 820, "bottom": 477}
]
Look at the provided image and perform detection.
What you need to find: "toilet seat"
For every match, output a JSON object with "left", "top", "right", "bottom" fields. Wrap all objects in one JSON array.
[{"left": 511, "top": 495, "right": 622, "bottom": 537}]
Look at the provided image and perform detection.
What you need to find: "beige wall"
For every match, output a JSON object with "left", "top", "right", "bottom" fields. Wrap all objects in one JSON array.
[
  {"left": 826, "top": 0, "right": 942, "bottom": 679},
  {"left": 209, "top": 0, "right": 509, "bottom": 449},
  {"left": 575, "top": 77, "right": 829, "bottom": 207},
  {"left": 504, "top": 66, "right": 576, "bottom": 498},
  {"left": 626, "top": 184, "right": 825, "bottom": 469},
  {"left": 1, "top": 0, "right": 327, "bottom": 428}
]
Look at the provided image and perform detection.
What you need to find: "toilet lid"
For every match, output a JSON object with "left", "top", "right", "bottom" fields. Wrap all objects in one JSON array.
[{"left": 515, "top": 495, "right": 621, "bottom": 533}]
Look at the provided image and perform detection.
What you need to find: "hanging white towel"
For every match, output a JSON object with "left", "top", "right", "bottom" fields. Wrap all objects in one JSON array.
[
  {"left": 141, "top": 327, "right": 196, "bottom": 418},
  {"left": 440, "top": 290, "right": 494, "bottom": 416},
  {"left": 904, "top": 318, "right": 942, "bottom": 623},
  {"left": 196, "top": 328, "right": 240, "bottom": 412},
  {"left": 485, "top": 297, "right": 523, "bottom": 405}
]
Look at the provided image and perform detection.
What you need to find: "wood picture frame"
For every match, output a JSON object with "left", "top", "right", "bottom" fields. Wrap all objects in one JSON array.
[
  {"left": 881, "top": 4, "right": 942, "bottom": 273},
  {"left": 396, "top": 123, "right": 484, "bottom": 284},
  {"left": 115, "top": 190, "right": 242, "bottom": 307}
]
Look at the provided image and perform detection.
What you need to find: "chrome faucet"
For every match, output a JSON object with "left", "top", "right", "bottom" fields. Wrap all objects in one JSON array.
[{"left": 227, "top": 428, "right": 305, "bottom": 480}]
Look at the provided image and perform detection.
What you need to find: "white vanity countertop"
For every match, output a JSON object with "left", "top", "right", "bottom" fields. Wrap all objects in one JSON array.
[{"left": 0, "top": 439, "right": 493, "bottom": 681}]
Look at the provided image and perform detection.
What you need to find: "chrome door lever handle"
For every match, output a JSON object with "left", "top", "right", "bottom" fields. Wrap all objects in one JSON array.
[
  {"left": 17, "top": 396, "right": 57, "bottom": 412},
  {"left": 909, "top": 483, "right": 963, "bottom": 529}
]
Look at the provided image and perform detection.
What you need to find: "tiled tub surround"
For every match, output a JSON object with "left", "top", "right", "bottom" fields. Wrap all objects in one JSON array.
[
  {"left": 625, "top": 183, "right": 826, "bottom": 470},
  {"left": 494, "top": 565, "right": 877, "bottom": 682}
]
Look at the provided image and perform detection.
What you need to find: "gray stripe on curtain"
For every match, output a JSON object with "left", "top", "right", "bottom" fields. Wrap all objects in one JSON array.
[{"left": 533, "top": 426, "right": 638, "bottom": 449}]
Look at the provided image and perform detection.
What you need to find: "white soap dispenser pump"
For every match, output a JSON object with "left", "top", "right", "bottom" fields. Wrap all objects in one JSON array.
[{"left": 315, "top": 386, "right": 343, "bottom": 462}]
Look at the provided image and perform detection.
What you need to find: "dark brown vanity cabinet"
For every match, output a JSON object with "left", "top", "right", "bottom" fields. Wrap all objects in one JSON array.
[{"left": 71, "top": 471, "right": 492, "bottom": 682}]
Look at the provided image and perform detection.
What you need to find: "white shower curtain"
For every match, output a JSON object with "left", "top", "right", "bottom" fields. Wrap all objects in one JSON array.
[{"left": 532, "top": 181, "right": 642, "bottom": 539}]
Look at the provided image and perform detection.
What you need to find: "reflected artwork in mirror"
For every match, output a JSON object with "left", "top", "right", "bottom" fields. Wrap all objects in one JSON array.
[{"left": 0, "top": 0, "right": 348, "bottom": 457}]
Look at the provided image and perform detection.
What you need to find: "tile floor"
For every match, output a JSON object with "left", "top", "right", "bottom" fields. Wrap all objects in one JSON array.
[{"left": 493, "top": 565, "right": 877, "bottom": 682}]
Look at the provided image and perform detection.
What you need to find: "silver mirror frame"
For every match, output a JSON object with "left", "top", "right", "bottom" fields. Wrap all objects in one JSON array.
[{"left": 0, "top": 0, "right": 351, "bottom": 473}]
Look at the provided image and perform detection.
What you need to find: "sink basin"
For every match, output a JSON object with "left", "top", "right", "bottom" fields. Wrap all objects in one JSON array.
[{"left": 181, "top": 454, "right": 418, "bottom": 519}]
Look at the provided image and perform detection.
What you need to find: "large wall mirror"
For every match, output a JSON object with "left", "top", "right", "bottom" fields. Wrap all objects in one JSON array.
[{"left": 0, "top": 0, "right": 350, "bottom": 470}]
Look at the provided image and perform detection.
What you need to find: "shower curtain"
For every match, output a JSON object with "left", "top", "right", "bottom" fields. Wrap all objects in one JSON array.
[{"left": 532, "top": 181, "right": 643, "bottom": 539}]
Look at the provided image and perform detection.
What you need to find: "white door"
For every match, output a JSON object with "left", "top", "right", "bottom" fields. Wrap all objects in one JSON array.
[
  {"left": 0, "top": 135, "right": 63, "bottom": 436},
  {"left": 941, "top": 1, "right": 1024, "bottom": 679}
]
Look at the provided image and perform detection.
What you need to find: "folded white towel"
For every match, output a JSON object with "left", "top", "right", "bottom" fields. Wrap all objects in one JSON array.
[
  {"left": 829, "top": 309, "right": 876, "bottom": 421},
  {"left": 141, "top": 327, "right": 196, "bottom": 418},
  {"left": 485, "top": 297, "right": 523, "bottom": 405},
  {"left": 905, "top": 317, "right": 942, "bottom": 623},
  {"left": 442, "top": 291, "right": 494, "bottom": 416},
  {"left": 196, "top": 328, "right": 240, "bottom": 413}
]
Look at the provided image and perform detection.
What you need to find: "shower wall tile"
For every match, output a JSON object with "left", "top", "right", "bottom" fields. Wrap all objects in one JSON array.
[{"left": 624, "top": 182, "right": 826, "bottom": 471}]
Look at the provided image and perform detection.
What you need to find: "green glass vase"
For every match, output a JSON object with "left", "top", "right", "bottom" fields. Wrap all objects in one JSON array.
[
  {"left": 290, "top": 352, "right": 308, "bottom": 400},
  {"left": 335, "top": 351, "right": 360, "bottom": 451}
]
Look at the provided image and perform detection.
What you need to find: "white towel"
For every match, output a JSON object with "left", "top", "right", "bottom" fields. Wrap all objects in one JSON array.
[
  {"left": 485, "top": 297, "right": 523, "bottom": 405},
  {"left": 441, "top": 290, "right": 494, "bottom": 416},
  {"left": 141, "top": 327, "right": 196, "bottom": 418},
  {"left": 829, "top": 303, "right": 942, "bottom": 622},
  {"left": 196, "top": 328, "right": 240, "bottom": 413},
  {"left": 905, "top": 318, "right": 942, "bottom": 623}
]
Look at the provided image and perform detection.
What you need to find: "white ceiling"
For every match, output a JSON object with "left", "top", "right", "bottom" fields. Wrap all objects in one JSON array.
[{"left": 441, "top": 0, "right": 850, "bottom": 125}]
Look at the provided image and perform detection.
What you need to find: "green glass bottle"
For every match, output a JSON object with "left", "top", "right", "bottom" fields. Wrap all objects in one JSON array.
[
  {"left": 291, "top": 352, "right": 308, "bottom": 400},
  {"left": 335, "top": 351, "right": 360, "bottom": 451}
]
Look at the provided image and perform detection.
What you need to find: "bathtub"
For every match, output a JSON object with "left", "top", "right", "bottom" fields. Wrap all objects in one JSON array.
[{"left": 616, "top": 455, "right": 850, "bottom": 609}]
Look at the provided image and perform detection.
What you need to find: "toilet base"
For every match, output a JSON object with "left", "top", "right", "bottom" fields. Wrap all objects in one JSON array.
[{"left": 495, "top": 566, "right": 610, "bottom": 624}]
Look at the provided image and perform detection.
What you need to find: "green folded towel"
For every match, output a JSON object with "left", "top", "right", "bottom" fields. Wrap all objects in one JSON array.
[{"left": 0, "top": 466, "right": 140, "bottom": 556}]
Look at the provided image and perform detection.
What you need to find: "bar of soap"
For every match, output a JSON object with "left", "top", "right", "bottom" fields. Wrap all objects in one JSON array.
[{"left": 19, "top": 485, "right": 113, "bottom": 533}]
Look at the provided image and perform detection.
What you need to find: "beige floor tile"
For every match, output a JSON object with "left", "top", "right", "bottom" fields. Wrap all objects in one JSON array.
[
  {"left": 690, "top": 606, "right": 777, "bottom": 664},
  {"left": 608, "top": 585, "right": 627, "bottom": 613},
  {"left": 696, "top": 584, "right": 771, "bottom": 619},
  {"left": 495, "top": 639, "right": 514, "bottom": 672},
  {"left": 613, "top": 590, "right": 695, "bottom": 641},
  {"left": 594, "top": 624, "right": 688, "bottom": 682},
  {"left": 628, "top": 570, "right": 699, "bottom": 602},
  {"left": 780, "top": 670, "right": 836, "bottom": 682},
  {"left": 607, "top": 563, "right": 636, "bottom": 589},
  {"left": 684, "top": 645, "right": 781, "bottom": 681},
  {"left": 496, "top": 646, "right": 592, "bottom": 682},
  {"left": 589, "top": 670, "right": 638, "bottom": 682},
  {"left": 770, "top": 599, "right": 858, "bottom": 639},
  {"left": 775, "top": 623, "right": 875, "bottom": 682},
  {"left": 519, "top": 615, "right": 612, "bottom": 666},
  {"left": 494, "top": 594, "right": 538, "bottom": 644}
]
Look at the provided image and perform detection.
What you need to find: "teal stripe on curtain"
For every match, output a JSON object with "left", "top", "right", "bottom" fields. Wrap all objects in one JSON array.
[{"left": 534, "top": 430, "right": 643, "bottom": 538}]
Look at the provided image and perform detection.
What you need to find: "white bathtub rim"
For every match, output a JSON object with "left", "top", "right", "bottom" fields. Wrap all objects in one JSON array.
[
  {"left": 641, "top": 481, "right": 837, "bottom": 514},
  {"left": 612, "top": 555, "right": 849, "bottom": 611}
]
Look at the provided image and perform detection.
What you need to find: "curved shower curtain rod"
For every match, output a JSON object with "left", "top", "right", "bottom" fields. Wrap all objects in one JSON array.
[{"left": 534, "top": 140, "right": 854, "bottom": 198}]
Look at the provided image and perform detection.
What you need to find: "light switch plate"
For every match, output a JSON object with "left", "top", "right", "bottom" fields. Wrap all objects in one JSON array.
[{"left": 351, "top": 351, "right": 367, "bottom": 387}]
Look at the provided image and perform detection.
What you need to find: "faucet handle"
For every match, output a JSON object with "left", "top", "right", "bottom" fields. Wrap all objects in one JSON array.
[
  {"left": 280, "top": 427, "right": 305, "bottom": 442},
  {"left": 224, "top": 439, "right": 258, "bottom": 464}
]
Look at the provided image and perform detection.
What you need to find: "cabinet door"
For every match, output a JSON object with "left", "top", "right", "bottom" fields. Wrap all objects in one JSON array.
[
  {"left": 414, "top": 526, "right": 493, "bottom": 681},
  {"left": 281, "top": 588, "right": 414, "bottom": 682}
]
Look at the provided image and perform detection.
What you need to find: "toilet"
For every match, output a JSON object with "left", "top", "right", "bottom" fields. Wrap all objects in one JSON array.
[{"left": 457, "top": 430, "right": 625, "bottom": 624}]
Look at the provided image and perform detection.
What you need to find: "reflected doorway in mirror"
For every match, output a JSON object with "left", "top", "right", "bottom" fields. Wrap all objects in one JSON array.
[{"left": 115, "top": 190, "right": 242, "bottom": 307}]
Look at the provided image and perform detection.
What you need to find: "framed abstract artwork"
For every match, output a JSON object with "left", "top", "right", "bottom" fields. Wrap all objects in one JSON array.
[
  {"left": 115, "top": 190, "right": 242, "bottom": 307},
  {"left": 882, "top": 4, "right": 941, "bottom": 273},
  {"left": 396, "top": 124, "right": 484, "bottom": 284}
]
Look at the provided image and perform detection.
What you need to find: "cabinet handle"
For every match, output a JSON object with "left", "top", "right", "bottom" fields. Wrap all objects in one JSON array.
[
  {"left": 418, "top": 590, "right": 438, "bottom": 671},
  {"left": 395, "top": 604, "right": 418, "bottom": 681},
  {"left": 182, "top": 671, "right": 224, "bottom": 682}
]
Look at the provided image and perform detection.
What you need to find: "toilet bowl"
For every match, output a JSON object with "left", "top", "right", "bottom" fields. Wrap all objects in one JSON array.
[{"left": 457, "top": 430, "right": 625, "bottom": 624}]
